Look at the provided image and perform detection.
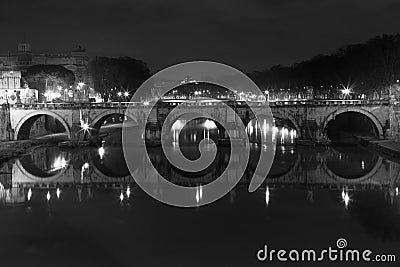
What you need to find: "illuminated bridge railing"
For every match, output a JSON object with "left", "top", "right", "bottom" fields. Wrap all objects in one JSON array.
[{"left": 8, "top": 99, "right": 390, "bottom": 109}]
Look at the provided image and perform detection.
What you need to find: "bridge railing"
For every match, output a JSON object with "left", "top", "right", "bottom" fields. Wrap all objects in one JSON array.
[
  {"left": 268, "top": 99, "right": 389, "bottom": 106},
  {"left": 8, "top": 102, "right": 142, "bottom": 110},
  {"left": 8, "top": 99, "right": 390, "bottom": 109}
]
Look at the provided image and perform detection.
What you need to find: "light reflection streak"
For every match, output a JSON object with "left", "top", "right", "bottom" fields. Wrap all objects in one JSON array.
[
  {"left": 341, "top": 188, "right": 351, "bottom": 208},
  {"left": 265, "top": 186, "right": 270, "bottom": 206},
  {"left": 126, "top": 187, "right": 131, "bottom": 198},
  {"left": 27, "top": 188, "right": 32, "bottom": 201}
]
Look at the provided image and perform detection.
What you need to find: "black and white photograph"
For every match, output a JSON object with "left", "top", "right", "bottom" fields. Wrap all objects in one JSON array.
[{"left": 1, "top": 0, "right": 400, "bottom": 266}]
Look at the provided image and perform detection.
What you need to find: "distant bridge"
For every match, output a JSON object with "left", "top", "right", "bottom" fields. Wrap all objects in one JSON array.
[{"left": 7, "top": 99, "right": 400, "bottom": 141}]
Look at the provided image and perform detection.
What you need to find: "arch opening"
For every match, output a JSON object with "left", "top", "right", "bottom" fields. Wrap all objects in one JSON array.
[
  {"left": 246, "top": 116, "right": 297, "bottom": 145},
  {"left": 170, "top": 116, "right": 224, "bottom": 146},
  {"left": 324, "top": 111, "right": 380, "bottom": 143},
  {"left": 90, "top": 112, "right": 139, "bottom": 143},
  {"left": 16, "top": 112, "right": 70, "bottom": 141}
]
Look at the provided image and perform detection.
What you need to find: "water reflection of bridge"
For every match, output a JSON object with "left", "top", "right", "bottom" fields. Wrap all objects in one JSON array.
[{"left": 6, "top": 147, "right": 400, "bottom": 190}]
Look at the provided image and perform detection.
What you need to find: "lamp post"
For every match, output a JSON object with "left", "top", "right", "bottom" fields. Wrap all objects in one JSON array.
[
  {"left": 341, "top": 87, "right": 351, "bottom": 100},
  {"left": 117, "top": 91, "right": 122, "bottom": 106}
]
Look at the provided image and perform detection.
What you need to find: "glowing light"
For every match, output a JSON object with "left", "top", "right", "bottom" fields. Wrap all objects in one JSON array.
[
  {"left": 117, "top": 92, "right": 122, "bottom": 97},
  {"left": 124, "top": 91, "right": 130, "bottom": 97},
  {"left": 143, "top": 101, "right": 149, "bottom": 106},
  {"left": 361, "top": 160, "right": 365, "bottom": 170},
  {"left": 52, "top": 155, "right": 68, "bottom": 171},
  {"left": 56, "top": 188, "right": 61, "bottom": 199},
  {"left": 343, "top": 192, "right": 350, "bottom": 208},
  {"left": 341, "top": 87, "right": 351, "bottom": 98},
  {"left": 119, "top": 191, "right": 124, "bottom": 202},
  {"left": 98, "top": 147, "right": 105, "bottom": 160},
  {"left": 27, "top": 188, "right": 32, "bottom": 201},
  {"left": 82, "top": 122, "right": 90, "bottom": 131},
  {"left": 46, "top": 191, "right": 51, "bottom": 201},
  {"left": 81, "top": 162, "right": 89, "bottom": 182},
  {"left": 396, "top": 187, "right": 399, "bottom": 196},
  {"left": 126, "top": 187, "right": 131, "bottom": 198},
  {"left": 83, "top": 162, "right": 89, "bottom": 170},
  {"left": 265, "top": 186, "right": 270, "bottom": 206},
  {"left": 195, "top": 186, "right": 203, "bottom": 204},
  {"left": 341, "top": 189, "right": 351, "bottom": 208},
  {"left": 203, "top": 119, "right": 216, "bottom": 130}
]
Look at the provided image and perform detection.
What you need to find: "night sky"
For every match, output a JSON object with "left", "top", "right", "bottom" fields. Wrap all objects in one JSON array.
[{"left": 2, "top": 0, "right": 399, "bottom": 72}]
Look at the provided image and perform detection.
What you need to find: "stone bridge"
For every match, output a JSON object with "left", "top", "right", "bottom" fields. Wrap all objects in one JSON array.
[{"left": 6, "top": 99, "right": 400, "bottom": 141}]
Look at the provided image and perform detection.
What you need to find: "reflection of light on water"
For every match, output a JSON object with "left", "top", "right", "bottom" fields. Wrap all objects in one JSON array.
[
  {"left": 126, "top": 187, "right": 131, "bottom": 198},
  {"left": 265, "top": 186, "right": 270, "bottom": 206},
  {"left": 290, "top": 129, "right": 296, "bottom": 143},
  {"left": 81, "top": 162, "right": 90, "bottom": 182},
  {"left": 280, "top": 127, "right": 288, "bottom": 144},
  {"left": 396, "top": 187, "right": 399, "bottom": 196},
  {"left": 51, "top": 155, "right": 68, "bottom": 171},
  {"left": 262, "top": 119, "right": 267, "bottom": 141},
  {"left": 27, "top": 188, "right": 32, "bottom": 201},
  {"left": 46, "top": 191, "right": 51, "bottom": 201},
  {"left": 119, "top": 191, "right": 124, "bottom": 202},
  {"left": 246, "top": 120, "right": 296, "bottom": 145},
  {"left": 341, "top": 189, "right": 351, "bottom": 208},
  {"left": 98, "top": 147, "right": 105, "bottom": 160},
  {"left": 203, "top": 119, "right": 216, "bottom": 129},
  {"left": 56, "top": 188, "right": 61, "bottom": 199},
  {"left": 344, "top": 193, "right": 350, "bottom": 208},
  {"left": 172, "top": 119, "right": 186, "bottom": 144},
  {"left": 361, "top": 160, "right": 365, "bottom": 170},
  {"left": 195, "top": 186, "right": 203, "bottom": 204}
]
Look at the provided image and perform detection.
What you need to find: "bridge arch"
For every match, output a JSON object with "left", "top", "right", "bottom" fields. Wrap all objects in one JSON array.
[
  {"left": 14, "top": 110, "right": 71, "bottom": 140},
  {"left": 248, "top": 110, "right": 300, "bottom": 133},
  {"left": 271, "top": 112, "right": 300, "bottom": 133},
  {"left": 322, "top": 107, "right": 384, "bottom": 138},
  {"left": 89, "top": 110, "right": 140, "bottom": 138},
  {"left": 163, "top": 109, "right": 227, "bottom": 139}
]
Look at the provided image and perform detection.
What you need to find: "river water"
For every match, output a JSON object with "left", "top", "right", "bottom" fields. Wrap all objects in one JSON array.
[{"left": 0, "top": 120, "right": 400, "bottom": 266}]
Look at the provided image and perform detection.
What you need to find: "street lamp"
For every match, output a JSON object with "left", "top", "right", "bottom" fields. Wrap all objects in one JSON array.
[
  {"left": 341, "top": 87, "right": 351, "bottom": 99},
  {"left": 124, "top": 91, "right": 130, "bottom": 101}
]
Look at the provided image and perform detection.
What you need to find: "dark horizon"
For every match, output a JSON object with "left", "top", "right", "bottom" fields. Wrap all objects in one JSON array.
[{"left": 2, "top": 0, "right": 400, "bottom": 73}]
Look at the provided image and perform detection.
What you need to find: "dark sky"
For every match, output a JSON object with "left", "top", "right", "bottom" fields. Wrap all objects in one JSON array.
[{"left": 2, "top": 0, "right": 399, "bottom": 72}]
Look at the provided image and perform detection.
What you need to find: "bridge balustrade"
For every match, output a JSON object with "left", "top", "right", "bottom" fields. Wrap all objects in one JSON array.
[{"left": 7, "top": 99, "right": 390, "bottom": 110}]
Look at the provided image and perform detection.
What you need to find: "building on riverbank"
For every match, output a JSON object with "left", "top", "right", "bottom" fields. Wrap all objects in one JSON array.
[
  {"left": 0, "top": 43, "right": 92, "bottom": 88},
  {"left": 0, "top": 71, "right": 38, "bottom": 105}
]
